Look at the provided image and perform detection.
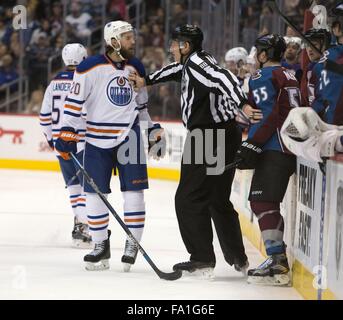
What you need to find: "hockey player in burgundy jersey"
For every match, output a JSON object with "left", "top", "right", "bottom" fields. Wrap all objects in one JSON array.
[
  {"left": 234, "top": 34, "right": 301, "bottom": 286},
  {"left": 301, "top": 28, "right": 331, "bottom": 108}
]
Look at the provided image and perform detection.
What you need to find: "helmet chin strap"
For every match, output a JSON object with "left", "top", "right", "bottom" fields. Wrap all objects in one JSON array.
[{"left": 110, "top": 37, "right": 125, "bottom": 61}]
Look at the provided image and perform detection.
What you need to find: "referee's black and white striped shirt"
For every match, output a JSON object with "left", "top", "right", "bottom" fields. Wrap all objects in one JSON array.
[{"left": 145, "top": 50, "right": 248, "bottom": 129}]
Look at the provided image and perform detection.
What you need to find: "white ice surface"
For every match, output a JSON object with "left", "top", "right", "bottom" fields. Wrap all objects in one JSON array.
[{"left": 0, "top": 169, "right": 302, "bottom": 300}]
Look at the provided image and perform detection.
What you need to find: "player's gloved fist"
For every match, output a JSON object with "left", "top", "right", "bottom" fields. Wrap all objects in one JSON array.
[
  {"left": 235, "top": 139, "right": 263, "bottom": 170},
  {"left": 147, "top": 123, "right": 166, "bottom": 160},
  {"left": 55, "top": 127, "right": 79, "bottom": 160}
]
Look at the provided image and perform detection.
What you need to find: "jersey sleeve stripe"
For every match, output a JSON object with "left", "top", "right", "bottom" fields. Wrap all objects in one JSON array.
[
  {"left": 86, "top": 127, "right": 123, "bottom": 134},
  {"left": 65, "top": 97, "right": 86, "bottom": 105},
  {"left": 64, "top": 111, "right": 81, "bottom": 117},
  {"left": 65, "top": 104, "right": 82, "bottom": 112},
  {"left": 86, "top": 121, "right": 130, "bottom": 127}
]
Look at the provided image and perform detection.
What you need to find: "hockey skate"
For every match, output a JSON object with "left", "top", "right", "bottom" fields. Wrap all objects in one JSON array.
[
  {"left": 121, "top": 239, "right": 138, "bottom": 272},
  {"left": 247, "top": 253, "right": 291, "bottom": 286},
  {"left": 72, "top": 218, "right": 92, "bottom": 249},
  {"left": 84, "top": 230, "right": 111, "bottom": 271},
  {"left": 234, "top": 258, "right": 249, "bottom": 276},
  {"left": 173, "top": 260, "right": 215, "bottom": 279}
]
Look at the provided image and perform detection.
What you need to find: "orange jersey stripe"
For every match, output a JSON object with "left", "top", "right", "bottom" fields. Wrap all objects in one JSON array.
[
  {"left": 88, "top": 219, "right": 109, "bottom": 226},
  {"left": 124, "top": 218, "right": 146, "bottom": 222},
  {"left": 65, "top": 104, "right": 82, "bottom": 112},
  {"left": 39, "top": 118, "right": 51, "bottom": 122},
  {"left": 76, "top": 63, "right": 109, "bottom": 74},
  {"left": 87, "top": 127, "right": 123, "bottom": 134},
  {"left": 70, "top": 198, "right": 86, "bottom": 203}
]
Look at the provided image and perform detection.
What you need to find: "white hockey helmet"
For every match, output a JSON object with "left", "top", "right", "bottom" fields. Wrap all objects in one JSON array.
[
  {"left": 62, "top": 43, "right": 87, "bottom": 66},
  {"left": 104, "top": 20, "right": 134, "bottom": 47},
  {"left": 284, "top": 36, "right": 303, "bottom": 51},
  {"left": 224, "top": 47, "right": 248, "bottom": 64}
]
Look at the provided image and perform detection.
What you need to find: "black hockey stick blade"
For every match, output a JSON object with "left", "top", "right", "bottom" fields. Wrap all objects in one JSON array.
[
  {"left": 157, "top": 269, "right": 182, "bottom": 281},
  {"left": 267, "top": 0, "right": 343, "bottom": 75},
  {"left": 70, "top": 153, "right": 182, "bottom": 281}
]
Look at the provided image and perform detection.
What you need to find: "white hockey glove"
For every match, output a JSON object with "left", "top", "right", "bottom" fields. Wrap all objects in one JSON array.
[{"left": 281, "top": 108, "right": 343, "bottom": 162}]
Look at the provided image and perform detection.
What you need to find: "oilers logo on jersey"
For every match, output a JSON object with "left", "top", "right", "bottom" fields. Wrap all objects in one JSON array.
[{"left": 106, "top": 76, "right": 133, "bottom": 106}]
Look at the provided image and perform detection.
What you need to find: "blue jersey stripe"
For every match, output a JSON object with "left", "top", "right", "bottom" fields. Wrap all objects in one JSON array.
[
  {"left": 127, "top": 224, "right": 145, "bottom": 228},
  {"left": 64, "top": 111, "right": 81, "bottom": 117},
  {"left": 65, "top": 97, "right": 86, "bottom": 105},
  {"left": 86, "top": 134, "right": 118, "bottom": 140},
  {"left": 70, "top": 194, "right": 81, "bottom": 198},
  {"left": 87, "top": 213, "right": 109, "bottom": 220},
  {"left": 124, "top": 211, "right": 146, "bottom": 216},
  {"left": 86, "top": 121, "right": 129, "bottom": 127},
  {"left": 40, "top": 112, "right": 51, "bottom": 116},
  {"left": 40, "top": 123, "right": 51, "bottom": 126}
]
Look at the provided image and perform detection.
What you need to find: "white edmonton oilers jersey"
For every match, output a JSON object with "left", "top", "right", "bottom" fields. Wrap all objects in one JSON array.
[
  {"left": 62, "top": 54, "right": 148, "bottom": 149},
  {"left": 40, "top": 70, "right": 86, "bottom": 154}
]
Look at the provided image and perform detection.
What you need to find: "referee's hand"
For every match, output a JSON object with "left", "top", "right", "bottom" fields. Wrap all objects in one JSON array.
[
  {"left": 129, "top": 71, "right": 146, "bottom": 91},
  {"left": 242, "top": 104, "right": 263, "bottom": 123}
]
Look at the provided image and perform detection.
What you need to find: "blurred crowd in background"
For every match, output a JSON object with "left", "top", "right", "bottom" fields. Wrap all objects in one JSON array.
[{"left": 0, "top": 0, "right": 340, "bottom": 120}]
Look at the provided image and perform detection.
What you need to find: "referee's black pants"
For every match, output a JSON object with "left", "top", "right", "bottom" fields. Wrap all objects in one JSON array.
[{"left": 175, "top": 121, "right": 247, "bottom": 265}]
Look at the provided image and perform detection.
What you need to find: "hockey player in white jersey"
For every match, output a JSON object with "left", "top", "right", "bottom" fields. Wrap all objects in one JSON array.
[
  {"left": 39, "top": 43, "right": 91, "bottom": 248},
  {"left": 55, "top": 21, "right": 165, "bottom": 271}
]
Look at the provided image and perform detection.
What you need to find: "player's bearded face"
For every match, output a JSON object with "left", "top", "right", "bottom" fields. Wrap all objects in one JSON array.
[{"left": 119, "top": 32, "right": 136, "bottom": 59}]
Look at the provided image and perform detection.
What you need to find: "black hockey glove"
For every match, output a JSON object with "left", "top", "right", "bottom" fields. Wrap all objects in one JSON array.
[
  {"left": 235, "top": 139, "right": 263, "bottom": 170},
  {"left": 147, "top": 123, "right": 166, "bottom": 160}
]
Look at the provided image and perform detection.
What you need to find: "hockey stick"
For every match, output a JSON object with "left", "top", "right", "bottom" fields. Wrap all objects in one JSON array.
[
  {"left": 64, "top": 169, "right": 81, "bottom": 188},
  {"left": 215, "top": 158, "right": 243, "bottom": 175},
  {"left": 317, "top": 160, "right": 327, "bottom": 300},
  {"left": 224, "top": 159, "right": 242, "bottom": 172},
  {"left": 267, "top": 0, "right": 343, "bottom": 76},
  {"left": 70, "top": 153, "right": 182, "bottom": 281}
]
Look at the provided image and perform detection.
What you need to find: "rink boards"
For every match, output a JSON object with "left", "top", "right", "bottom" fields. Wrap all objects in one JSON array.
[{"left": 1, "top": 113, "right": 342, "bottom": 300}]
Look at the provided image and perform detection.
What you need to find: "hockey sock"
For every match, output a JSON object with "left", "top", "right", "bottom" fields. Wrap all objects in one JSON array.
[
  {"left": 122, "top": 190, "right": 145, "bottom": 243},
  {"left": 86, "top": 192, "right": 109, "bottom": 242},
  {"left": 68, "top": 184, "right": 87, "bottom": 223},
  {"left": 250, "top": 201, "right": 285, "bottom": 256}
]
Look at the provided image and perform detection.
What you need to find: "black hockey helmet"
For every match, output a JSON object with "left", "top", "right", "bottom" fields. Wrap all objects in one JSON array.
[
  {"left": 304, "top": 28, "right": 331, "bottom": 51},
  {"left": 331, "top": 2, "right": 343, "bottom": 29},
  {"left": 255, "top": 33, "right": 286, "bottom": 62},
  {"left": 171, "top": 24, "right": 204, "bottom": 51}
]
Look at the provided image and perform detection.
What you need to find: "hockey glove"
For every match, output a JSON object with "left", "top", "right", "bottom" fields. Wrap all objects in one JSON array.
[
  {"left": 147, "top": 123, "right": 166, "bottom": 160},
  {"left": 55, "top": 127, "right": 79, "bottom": 160},
  {"left": 235, "top": 139, "right": 263, "bottom": 170}
]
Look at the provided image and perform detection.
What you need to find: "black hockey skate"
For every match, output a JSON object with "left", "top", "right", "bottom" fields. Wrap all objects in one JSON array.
[
  {"left": 72, "top": 218, "right": 92, "bottom": 248},
  {"left": 121, "top": 239, "right": 138, "bottom": 272},
  {"left": 173, "top": 260, "right": 215, "bottom": 279},
  {"left": 247, "top": 253, "right": 291, "bottom": 286},
  {"left": 234, "top": 258, "right": 249, "bottom": 276},
  {"left": 84, "top": 230, "right": 111, "bottom": 271}
]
